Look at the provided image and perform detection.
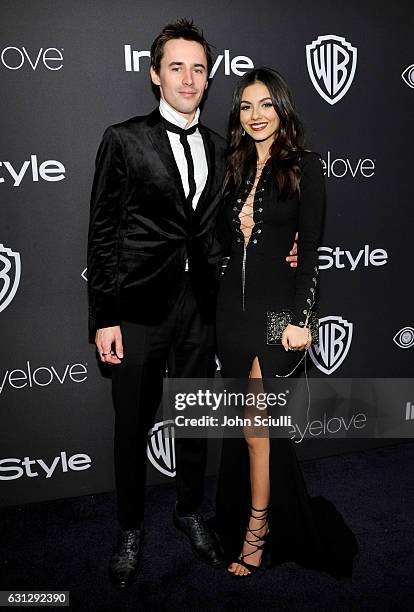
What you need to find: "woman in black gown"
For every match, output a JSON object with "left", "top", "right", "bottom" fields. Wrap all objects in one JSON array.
[{"left": 215, "top": 68, "right": 357, "bottom": 578}]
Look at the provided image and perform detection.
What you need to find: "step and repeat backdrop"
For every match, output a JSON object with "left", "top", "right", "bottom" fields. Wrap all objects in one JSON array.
[{"left": 1, "top": 0, "right": 413, "bottom": 506}]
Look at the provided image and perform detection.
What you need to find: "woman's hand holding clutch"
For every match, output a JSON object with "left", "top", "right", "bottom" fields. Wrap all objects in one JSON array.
[{"left": 281, "top": 324, "right": 311, "bottom": 352}]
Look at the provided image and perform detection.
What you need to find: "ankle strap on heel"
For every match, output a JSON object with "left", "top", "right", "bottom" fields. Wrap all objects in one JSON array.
[
  {"left": 250, "top": 505, "right": 269, "bottom": 521},
  {"left": 251, "top": 505, "right": 269, "bottom": 513}
]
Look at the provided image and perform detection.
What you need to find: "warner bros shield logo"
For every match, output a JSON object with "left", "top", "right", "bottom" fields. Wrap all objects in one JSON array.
[
  {"left": 309, "top": 316, "right": 353, "bottom": 375},
  {"left": 147, "top": 420, "right": 176, "bottom": 477},
  {"left": 0, "top": 244, "right": 21, "bottom": 313},
  {"left": 306, "top": 35, "right": 357, "bottom": 105}
]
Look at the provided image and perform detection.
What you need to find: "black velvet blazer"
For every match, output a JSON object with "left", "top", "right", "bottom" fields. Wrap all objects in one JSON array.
[{"left": 87, "top": 109, "right": 226, "bottom": 340}]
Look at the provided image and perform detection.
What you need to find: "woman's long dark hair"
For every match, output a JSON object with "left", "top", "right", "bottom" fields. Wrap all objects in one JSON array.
[{"left": 225, "top": 67, "right": 305, "bottom": 199}]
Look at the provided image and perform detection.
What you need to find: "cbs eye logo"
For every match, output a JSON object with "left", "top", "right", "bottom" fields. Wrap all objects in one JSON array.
[
  {"left": 401, "top": 64, "right": 414, "bottom": 89},
  {"left": 393, "top": 327, "right": 414, "bottom": 349}
]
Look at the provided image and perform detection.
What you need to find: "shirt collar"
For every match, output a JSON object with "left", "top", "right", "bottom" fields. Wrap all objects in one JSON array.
[{"left": 159, "top": 98, "right": 200, "bottom": 130}]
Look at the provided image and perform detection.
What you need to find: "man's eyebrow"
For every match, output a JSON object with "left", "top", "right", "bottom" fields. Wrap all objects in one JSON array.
[{"left": 168, "top": 61, "right": 206, "bottom": 69}]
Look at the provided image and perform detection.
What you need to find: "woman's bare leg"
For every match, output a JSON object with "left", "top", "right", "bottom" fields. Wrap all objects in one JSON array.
[{"left": 228, "top": 356, "right": 270, "bottom": 576}]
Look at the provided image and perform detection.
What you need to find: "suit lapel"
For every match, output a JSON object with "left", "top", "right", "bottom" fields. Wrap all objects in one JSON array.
[
  {"left": 195, "top": 124, "right": 216, "bottom": 217},
  {"left": 146, "top": 109, "right": 187, "bottom": 206}
]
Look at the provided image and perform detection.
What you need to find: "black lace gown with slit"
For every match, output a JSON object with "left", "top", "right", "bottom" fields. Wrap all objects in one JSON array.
[{"left": 214, "top": 152, "right": 358, "bottom": 578}]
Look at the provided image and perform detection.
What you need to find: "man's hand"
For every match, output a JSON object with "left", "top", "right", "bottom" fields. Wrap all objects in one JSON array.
[
  {"left": 96, "top": 326, "right": 124, "bottom": 365},
  {"left": 286, "top": 231, "right": 298, "bottom": 268}
]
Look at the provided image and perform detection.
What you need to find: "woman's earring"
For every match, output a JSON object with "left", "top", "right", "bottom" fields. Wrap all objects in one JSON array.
[{"left": 241, "top": 129, "right": 245, "bottom": 137}]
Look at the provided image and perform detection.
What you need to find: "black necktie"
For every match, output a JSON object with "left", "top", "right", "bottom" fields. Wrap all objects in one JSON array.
[{"left": 162, "top": 118, "right": 198, "bottom": 209}]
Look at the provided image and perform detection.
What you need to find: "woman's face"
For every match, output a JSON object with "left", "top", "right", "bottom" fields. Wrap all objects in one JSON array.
[{"left": 239, "top": 81, "right": 280, "bottom": 143}]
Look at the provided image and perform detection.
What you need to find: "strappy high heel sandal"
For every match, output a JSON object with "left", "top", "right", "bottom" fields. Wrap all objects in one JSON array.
[{"left": 229, "top": 505, "right": 270, "bottom": 577}]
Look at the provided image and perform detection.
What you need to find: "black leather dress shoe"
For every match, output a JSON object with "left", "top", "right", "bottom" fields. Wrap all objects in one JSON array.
[
  {"left": 109, "top": 527, "right": 143, "bottom": 589},
  {"left": 173, "top": 504, "right": 224, "bottom": 566}
]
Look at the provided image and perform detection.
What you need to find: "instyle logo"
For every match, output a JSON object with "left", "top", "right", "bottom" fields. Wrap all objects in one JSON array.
[
  {"left": 0, "top": 155, "right": 66, "bottom": 187},
  {"left": 1, "top": 46, "right": 63, "bottom": 71},
  {"left": 322, "top": 151, "right": 375, "bottom": 178},
  {"left": 0, "top": 361, "right": 88, "bottom": 395},
  {"left": 124, "top": 45, "right": 254, "bottom": 77},
  {"left": 393, "top": 327, "right": 414, "bottom": 349},
  {"left": 0, "top": 244, "right": 21, "bottom": 313},
  {"left": 0, "top": 451, "right": 91, "bottom": 480},
  {"left": 318, "top": 245, "right": 388, "bottom": 271},
  {"left": 306, "top": 35, "right": 357, "bottom": 104},
  {"left": 309, "top": 316, "right": 353, "bottom": 375},
  {"left": 147, "top": 420, "right": 175, "bottom": 477},
  {"left": 401, "top": 64, "right": 414, "bottom": 88}
]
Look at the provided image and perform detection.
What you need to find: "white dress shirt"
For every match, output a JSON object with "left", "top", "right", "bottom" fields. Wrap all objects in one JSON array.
[{"left": 159, "top": 98, "right": 208, "bottom": 210}]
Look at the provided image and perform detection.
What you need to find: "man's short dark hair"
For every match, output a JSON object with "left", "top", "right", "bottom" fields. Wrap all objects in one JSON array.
[{"left": 150, "top": 18, "right": 212, "bottom": 75}]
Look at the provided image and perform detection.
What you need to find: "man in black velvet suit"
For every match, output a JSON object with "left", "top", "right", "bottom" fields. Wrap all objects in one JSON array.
[{"left": 87, "top": 20, "right": 226, "bottom": 588}]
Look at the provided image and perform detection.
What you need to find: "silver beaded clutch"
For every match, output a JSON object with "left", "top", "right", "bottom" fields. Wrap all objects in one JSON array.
[{"left": 266, "top": 310, "right": 319, "bottom": 345}]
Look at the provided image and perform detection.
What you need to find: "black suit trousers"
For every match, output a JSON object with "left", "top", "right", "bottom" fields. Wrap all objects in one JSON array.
[{"left": 111, "top": 273, "right": 216, "bottom": 528}]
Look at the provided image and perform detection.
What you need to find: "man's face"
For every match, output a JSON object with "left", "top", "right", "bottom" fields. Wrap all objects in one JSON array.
[{"left": 150, "top": 38, "right": 209, "bottom": 122}]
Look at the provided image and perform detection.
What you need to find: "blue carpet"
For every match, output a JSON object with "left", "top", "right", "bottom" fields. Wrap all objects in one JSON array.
[{"left": 1, "top": 442, "right": 414, "bottom": 611}]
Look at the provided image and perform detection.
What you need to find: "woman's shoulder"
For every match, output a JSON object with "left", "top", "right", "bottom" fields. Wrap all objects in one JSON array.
[
  {"left": 291, "top": 151, "right": 325, "bottom": 188},
  {"left": 297, "top": 150, "right": 324, "bottom": 172},
  {"left": 280, "top": 149, "right": 323, "bottom": 171}
]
